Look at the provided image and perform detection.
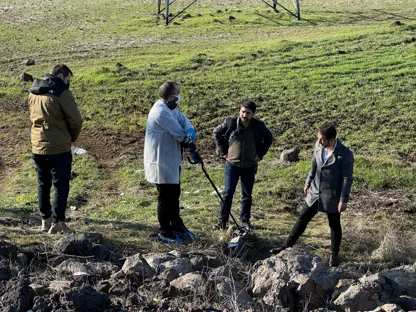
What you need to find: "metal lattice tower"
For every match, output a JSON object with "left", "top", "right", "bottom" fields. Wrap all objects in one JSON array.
[{"left": 157, "top": 0, "right": 300, "bottom": 26}]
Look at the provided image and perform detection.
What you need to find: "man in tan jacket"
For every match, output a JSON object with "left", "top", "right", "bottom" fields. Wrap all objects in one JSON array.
[{"left": 28, "top": 64, "right": 83, "bottom": 234}]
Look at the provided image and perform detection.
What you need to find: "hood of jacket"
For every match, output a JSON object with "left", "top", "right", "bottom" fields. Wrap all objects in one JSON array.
[{"left": 29, "top": 75, "right": 69, "bottom": 97}]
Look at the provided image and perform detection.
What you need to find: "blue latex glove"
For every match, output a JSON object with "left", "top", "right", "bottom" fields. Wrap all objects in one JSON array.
[{"left": 186, "top": 128, "right": 197, "bottom": 142}]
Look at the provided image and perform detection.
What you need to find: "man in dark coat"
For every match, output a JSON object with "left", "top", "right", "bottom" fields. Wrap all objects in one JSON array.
[
  {"left": 271, "top": 125, "right": 354, "bottom": 267},
  {"left": 212, "top": 101, "right": 273, "bottom": 230}
]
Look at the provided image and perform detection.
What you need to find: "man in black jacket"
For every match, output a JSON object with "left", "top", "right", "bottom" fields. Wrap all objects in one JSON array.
[{"left": 212, "top": 101, "right": 273, "bottom": 230}]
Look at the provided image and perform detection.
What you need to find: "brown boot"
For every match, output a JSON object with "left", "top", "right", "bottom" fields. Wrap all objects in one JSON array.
[
  {"left": 41, "top": 217, "right": 52, "bottom": 232},
  {"left": 48, "top": 222, "right": 75, "bottom": 234}
]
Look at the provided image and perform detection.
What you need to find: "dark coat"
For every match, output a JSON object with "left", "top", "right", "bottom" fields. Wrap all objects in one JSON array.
[
  {"left": 305, "top": 139, "right": 354, "bottom": 213},
  {"left": 213, "top": 117, "right": 273, "bottom": 160}
]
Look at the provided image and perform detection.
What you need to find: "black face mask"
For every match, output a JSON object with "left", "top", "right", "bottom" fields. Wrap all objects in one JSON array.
[{"left": 166, "top": 100, "right": 178, "bottom": 110}]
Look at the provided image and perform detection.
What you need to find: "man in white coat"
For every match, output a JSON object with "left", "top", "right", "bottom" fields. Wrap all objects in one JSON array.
[{"left": 144, "top": 82, "right": 197, "bottom": 243}]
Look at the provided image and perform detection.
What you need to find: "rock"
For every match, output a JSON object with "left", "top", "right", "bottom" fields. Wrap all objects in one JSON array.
[
  {"left": 142, "top": 252, "right": 176, "bottom": 270},
  {"left": 67, "top": 286, "right": 111, "bottom": 312},
  {"left": 95, "top": 280, "right": 110, "bottom": 294},
  {"left": 210, "top": 265, "right": 240, "bottom": 281},
  {"left": 228, "top": 15, "right": 236, "bottom": 21},
  {"left": 115, "top": 62, "right": 124, "bottom": 68},
  {"left": 48, "top": 280, "right": 72, "bottom": 292},
  {"left": 280, "top": 148, "right": 300, "bottom": 162},
  {"left": 171, "top": 273, "right": 207, "bottom": 294},
  {"left": 160, "top": 257, "right": 193, "bottom": 275},
  {"left": 181, "top": 13, "right": 192, "bottom": 19},
  {"left": 371, "top": 303, "right": 405, "bottom": 312},
  {"left": 32, "top": 296, "right": 50, "bottom": 311},
  {"left": 396, "top": 296, "right": 416, "bottom": 311},
  {"left": 84, "top": 232, "right": 103, "bottom": 243},
  {"left": 54, "top": 233, "right": 94, "bottom": 256},
  {"left": 121, "top": 253, "right": 155, "bottom": 278},
  {"left": 86, "top": 261, "right": 118, "bottom": 279},
  {"left": 251, "top": 249, "right": 340, "bottom": 310},
  {"left": 1, "top": 277, "right": 35, "bottom": 312},
  {"left": 190, "top": 254, "right": 222, "bottom": 272},
  {"left": 391, "top": 21, "right": 403, "bottom": 26},
  {"left": 92, "top": 244, "right": 111, "bottom": 261},
  {"left": 49, "top": 255, "right": 67, "bottom": 267},
  {"left": 16, "top": 252, "right": 27, "bottom": 270},
  {"left": 331, "top": 278, "right": 355, "bottom": 300},
  {"left": 216, "top": 277, "right": 252, "bottom": 305},
  {"left": 22, "top": 59, "right": 36, "bottom": 66},
  {"left": 334, "top": 273, "right": 399, "bottom": 312},
  {"left": 0, "top": 240, "right": 18, "bottom": 258},
  {"left": 0, "top": 259, "right": 11, "bottom": 281},
  {"left": 21, "top": 72, "right": 34, "bottom": 82},
  {"left": 55, "top": 259, "right": 90, "bottom": 276},
  {"left": 216, "top": 10, "right": 222, "bottom": 14},
  {"left": 158, "top": 268, "right": 179, "bottom": 282},
  {"left": 29, "top": 283, "right": 48, "bottom": 296},
  {"left": 126, "top": 292, "right": 142, "bottom": 307},
  {"left": 382, "top": 271, "right": 416, "bottom": 297}
]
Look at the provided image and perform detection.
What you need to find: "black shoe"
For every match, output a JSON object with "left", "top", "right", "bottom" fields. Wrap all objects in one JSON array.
[
  {"left": 329, "top": 253, "right": 340, "bottom": 267},
  {"left": 269, "top": 246, "right": 286, "bottom": 255},
  {"left": 212, "top": 222, "right": 226, "bottom": 230}
]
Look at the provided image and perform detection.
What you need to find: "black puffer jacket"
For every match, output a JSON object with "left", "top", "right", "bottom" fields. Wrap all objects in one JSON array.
[{"left": 213, "top": 117, "right": 273, "bottom": 159}]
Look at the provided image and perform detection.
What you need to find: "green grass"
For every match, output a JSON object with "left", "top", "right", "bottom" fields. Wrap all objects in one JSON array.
[{"left": 1, "top": 0, "right": 415, "bottom": 264}]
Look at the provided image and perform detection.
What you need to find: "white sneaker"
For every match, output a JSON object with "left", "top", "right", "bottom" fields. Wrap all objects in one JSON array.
[
  {"left": 48, "top": 222, "right": 75, "bottom": 234},
  {"left": 41, "top": 217, "right": 52, "bottom": 232}
]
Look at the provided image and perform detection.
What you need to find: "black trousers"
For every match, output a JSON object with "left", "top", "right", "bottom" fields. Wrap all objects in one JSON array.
[
  {"left": 32, "top": 152, "right": 72, "bottom": 222},
  {"left": 156, "top": 184, "right": 185, "bottom": 236},
  {"left": 286, "top": 201, "right": 342, "bottom": 253}
]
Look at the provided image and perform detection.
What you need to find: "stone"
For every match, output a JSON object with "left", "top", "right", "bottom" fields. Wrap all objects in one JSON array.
[
  {"left": 280, "top": 148, "right": 300, "bottom": 162},
  {"left": 48, "top": 280, "right": 72, "bottom": 293},
  {"left": 121, "top": 253, "right": 155, "bottom": 278},
  {"left": 209, "top": 265, "right": 240, "bottom": 281},
  {"left": 160, "top": 257, "right": 193, "bottom": 275},
  {"left": 1, "top": 277, "right": 35, "bottom": 312},
  {"left": 371, "top": 303, "right": 406, "bottom": 312},
  {"left": 0, "top": 259, "right": 11, "bottom": 281},
  {"left": 142, "top": 252, "right": 176, "bottom": 270},
  {"left": 158, "top": 268, "right": 179, "bottom": 282},
  {"left": 22, "top": 59, "right": 36, "bottom": 66},
  {"left": 190, "top": 254, "right": 222, "bottom": 272},
  {"left": 216, "top": 10, "right": 222, "bottom": 14},
  {"left": 391, "top": 21, "right": 403, "bottom": 26},
  {"left": 55, "top": 259, "right": 90, "bottom": 276},
  {"left": 382, "top": 271, "right": 416, "bottom": 297},
  {"left": 396, "top": 296, "right": 416, "bottom": 311},
  {"left": 86, "top": 261, "right": 119, "bottom": 279},
  {"left": 21, "top": 72, "right": 34, "bottom": 82},
  {"left": 251, "top": 248, "right": 340, "bottom": 310},
  {"left": 53, "top": 233, "right": 93, "bottom": 256},
  {"left": 334, "top": 273, "right": 399, "bottom": 312},
  {"left": 216, "top": 277, "right": 252, "bottom": 305},
  {"left": 170, "top": 273, "right": 207, "bottom": 294},
  {"left": 92, "top": 244, "right": 110, "bottom": 261},
  {"left": 67, "top": 286, "right": 111, "bottom": 312},
  {"left": 0, "top": 240, "right": 18, "bottom": 258},
  {"left": 228, "top": 15, "right": 236, "bottom": 21},
  {"left": 95, "top": 280, "right": 110, "bottom": 294},
  {"left": 29, "top": 283, "right": 48, "bottom": 296}
]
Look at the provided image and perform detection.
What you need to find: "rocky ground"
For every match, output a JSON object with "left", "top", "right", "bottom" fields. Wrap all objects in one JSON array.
[{"left": 1, "top": 229, "right": 416, "bottom": 312}]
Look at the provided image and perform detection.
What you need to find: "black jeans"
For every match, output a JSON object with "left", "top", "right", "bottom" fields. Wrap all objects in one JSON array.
[
  {"left": 286, "top": 201, "right": 342, "bottom": 253},
  {"left": 32, "top": 152, "right": 72, "bottom": 222},
  {"left": 156, "top": 184, "right": 185, "bottom": 236},
  {"left": 219, "top": 161, "right": 256, "bottom": 225}
]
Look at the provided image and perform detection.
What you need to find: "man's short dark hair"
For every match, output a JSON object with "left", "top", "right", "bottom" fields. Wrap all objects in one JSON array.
[
  {"left": 319, "top": 124, "right": 337, "bottom": 140},
  {"left": 51, "top": 64, "right": 73, "bottom": 77},
  {"left": 159, "top": 82, "right": 178, "bottom": 100},
  {"left": 241, "top": 100, "right": 256, "bottom": 114}
]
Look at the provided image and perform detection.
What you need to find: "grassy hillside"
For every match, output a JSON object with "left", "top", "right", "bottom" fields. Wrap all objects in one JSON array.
[{"left": 0, "top": 0, "right": 415, "bottom": 268}]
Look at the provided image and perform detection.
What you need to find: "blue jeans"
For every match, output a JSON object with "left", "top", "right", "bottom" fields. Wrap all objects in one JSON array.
[
  {"left": 32, "top": 152, "right": 72, "bottom": 222},
  {"left": 218, "top": 161, "right": 256, "bottom": 225}
]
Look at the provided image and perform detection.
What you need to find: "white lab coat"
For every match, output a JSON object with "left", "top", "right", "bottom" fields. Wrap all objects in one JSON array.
[{"left": 144, "top": 100, "right": 193, "bottom": 184}]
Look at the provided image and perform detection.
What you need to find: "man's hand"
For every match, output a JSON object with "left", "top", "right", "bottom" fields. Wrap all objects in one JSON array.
[
  {"left": 223, "top": 154, "right": 228, "bottom": 160},
  {"left": 338, "top": 202, "right": 347, "bottom": 213},
  {"left": 303, "top": 187, "right": 309, "bottom": 196},
  {"left": 186, "top": 128, "right": 197, "bottom": 142}
]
